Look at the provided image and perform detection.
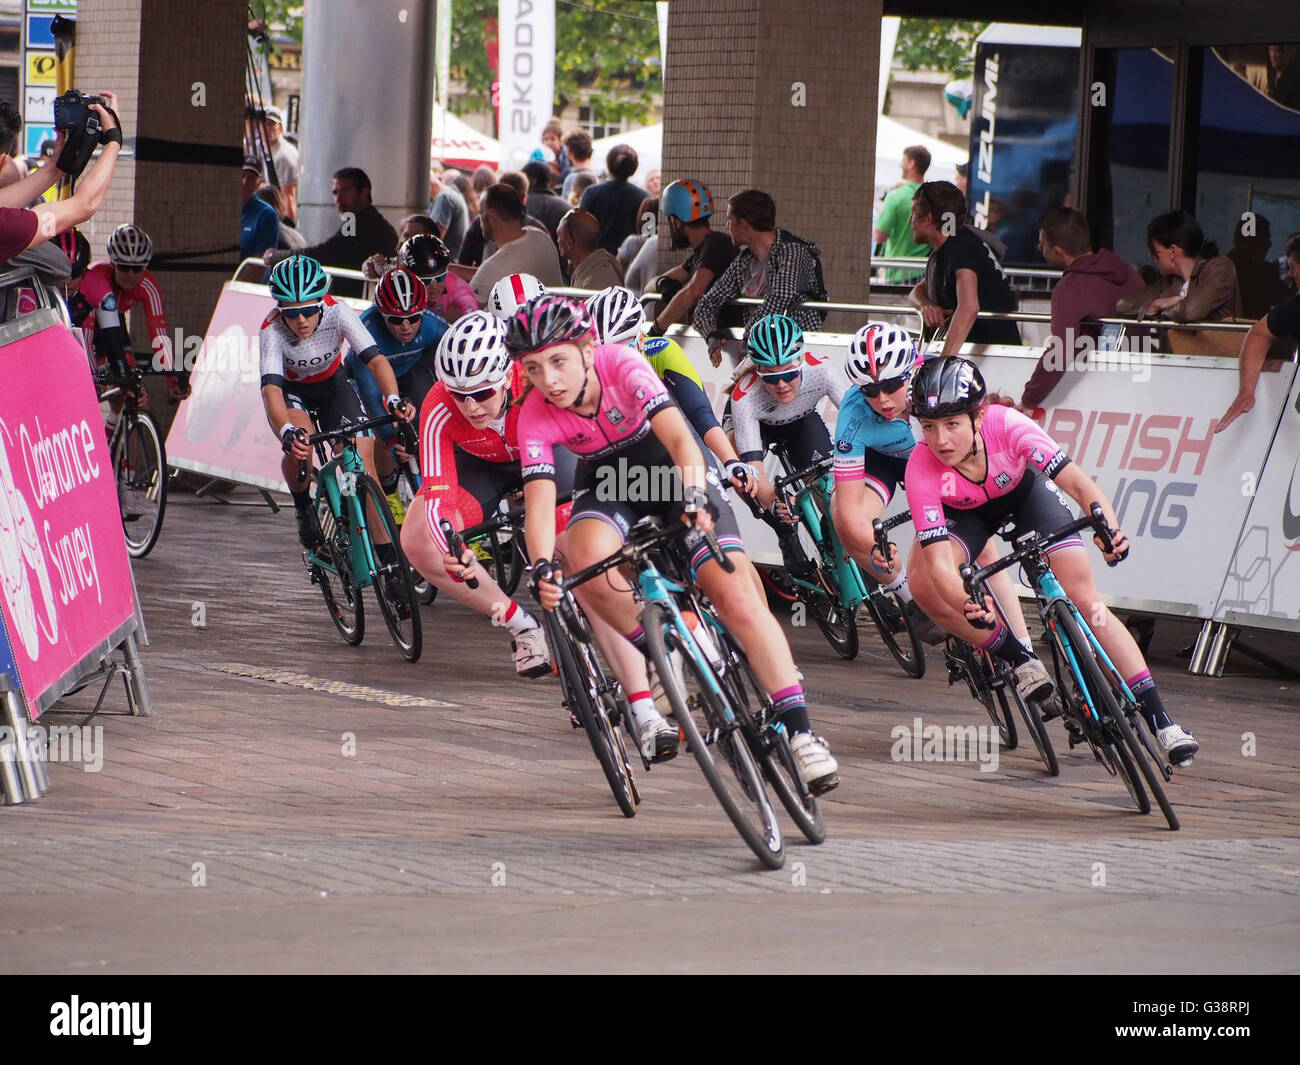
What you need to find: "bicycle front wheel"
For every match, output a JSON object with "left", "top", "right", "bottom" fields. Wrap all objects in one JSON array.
[
  {"left": 117, "top": 411, "right": 167, "bottom": 558},
  {"left": 356, "top": 474, "right": 422, "bottom": 662},
  {"left": 787, "top": 533, "right": 858, "bottom": 659},
  {"left": 314, "top": 499, "right": 364, "bottom": 645},
  {"left": 544, "top": 613, "right": 638, "bottom": 817},
  {"left": 1000, "top": 683, "right": 1059, "bottom": 776},
  {"left": 644, "top": 603, "right": 784, "bottom": 869},
  {"left": 863, "top": 587, "right": 926, "bottom": 678}
]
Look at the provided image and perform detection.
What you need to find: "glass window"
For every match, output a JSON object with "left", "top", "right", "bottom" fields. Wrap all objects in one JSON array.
[
  {"left": 577, "top": 104, "right": 621, "bottom": 141},
  {"left": 1089, "top": 47, "right": 1175, "bottom": 269},
  {"left": 1195, "top": 44, "right": 1300, "bottom": 320}
]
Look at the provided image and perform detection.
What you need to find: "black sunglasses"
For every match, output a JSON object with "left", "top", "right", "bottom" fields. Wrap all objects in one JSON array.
[
  {"left": 859, "top": 376, "right": 909, "bottom": 399},
  {"left": 280, "top": 304, "right": 322, "bottom": 319},
  {"left": 384, "top": 312, "right": 423, "bottom": 326}
]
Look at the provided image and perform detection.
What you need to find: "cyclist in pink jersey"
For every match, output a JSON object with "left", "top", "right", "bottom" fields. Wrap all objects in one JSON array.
[
  {"left": 507, "top": 295, "right": 840, "bottom": 791},
  {"left": 903, "top": 357, "right": 1198, "bottom": 766},
  {"left": 397, "top": 234, "right": 476, "bottom": 322}
]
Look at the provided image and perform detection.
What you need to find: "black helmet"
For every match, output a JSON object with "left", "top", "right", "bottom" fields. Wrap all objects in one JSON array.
[
  {"left": 56, "top": 227, "right": 90, "bottom": 278},
  {"left": 397, "top": 234, "right": 451, "bottom": 278},
  {"left": 910, "top": 356, "right": 987, "bottom": 419},
  {"left": 504, "top": 294, "right": 594, "bottom": 357}
]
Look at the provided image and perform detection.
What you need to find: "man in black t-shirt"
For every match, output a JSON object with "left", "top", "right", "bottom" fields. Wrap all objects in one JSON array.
[
  {"left": 649, "top": 178, "right": 738, "bottom": 335},
  {"left": 579, "top": 144, "right": 648, "bottom": 255},
  {"left": 907, "top": 180, "right": 1020, "bottom": 353},
  {"left": 1216, "top": 232, "right": 1300, "bottom": 432}
]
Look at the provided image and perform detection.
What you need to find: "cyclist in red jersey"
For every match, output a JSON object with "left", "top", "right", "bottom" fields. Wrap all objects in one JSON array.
[
  {"left": 87, "top": 223, "right": 189, "bottom": 398},
  {"left": 400, "top": 312, "right": 575, "bottom": 677}
]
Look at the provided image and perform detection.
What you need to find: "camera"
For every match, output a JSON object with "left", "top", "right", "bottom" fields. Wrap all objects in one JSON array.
[{"left": 54, "top": 89, "right": 106, "bottom": 133}]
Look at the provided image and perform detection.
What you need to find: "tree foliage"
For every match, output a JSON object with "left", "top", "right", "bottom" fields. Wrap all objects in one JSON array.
[{"left": 894, "top": 18, "right": 986, "bottom": 78}]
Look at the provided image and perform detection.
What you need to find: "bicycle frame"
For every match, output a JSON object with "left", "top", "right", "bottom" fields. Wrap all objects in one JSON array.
[
  {"left": 778, "top": 464, "right": 869, "bottom": 610},
  {"left": 306, "top": 442, "right": 378, "bottom": 589}
]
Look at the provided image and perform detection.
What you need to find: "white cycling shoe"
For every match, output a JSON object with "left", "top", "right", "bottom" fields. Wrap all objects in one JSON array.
[
  {"left": 511, "top": 626, "right": 551, "bottom": 679},
  {"left": 789, "top": 732, "right": 839, "bottom": 795},
  {"left": 637, "top": 713, "right": 680, "bottom": 763},
  {"left": 1157, "top": 724, "right": 1199, "bottom": 767},
  {"left": 1013, "top": 658, "right": 1055, "bottom": 703}
]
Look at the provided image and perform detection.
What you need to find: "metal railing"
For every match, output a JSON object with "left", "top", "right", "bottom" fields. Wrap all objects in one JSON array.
[{"left": 871, "top": 256, "right": 1063, "bottom": 293}]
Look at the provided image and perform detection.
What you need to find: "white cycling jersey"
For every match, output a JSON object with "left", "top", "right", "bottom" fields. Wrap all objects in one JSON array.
[
  {"left": 259, "top": 295, "right": 378, "bottom": 389},
  {"left": 728, "top": 353, "right": 851, "bottom": 461}
]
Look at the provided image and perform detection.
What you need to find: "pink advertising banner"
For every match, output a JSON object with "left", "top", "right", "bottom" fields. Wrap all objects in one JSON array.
[
  {"left": 0, "top": 323, "right": 137, "bottom": 718},
  {"left": 166, "top": 282, "right": 286, "bottom": 491}
]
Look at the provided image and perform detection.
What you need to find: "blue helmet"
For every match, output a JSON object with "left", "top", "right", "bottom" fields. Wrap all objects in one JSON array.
[
  {"left": 268, "top": 255, "right": 328, "bottom": 303},
  {"left": 661, "top": 179, "right": 713, "bottom": 223}
]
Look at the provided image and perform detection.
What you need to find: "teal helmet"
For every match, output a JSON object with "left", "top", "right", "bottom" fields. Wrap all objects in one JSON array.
[
  {"left": 268, "top": 255, "right": 328, "bottom": 304},
  {"left": 746, "top": 313, "right": 804, "bottom": 368}
]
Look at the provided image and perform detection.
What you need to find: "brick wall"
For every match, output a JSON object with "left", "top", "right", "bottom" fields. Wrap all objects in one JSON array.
[{"left": 661, "top": 0, "right": 882, "bottom": 333}]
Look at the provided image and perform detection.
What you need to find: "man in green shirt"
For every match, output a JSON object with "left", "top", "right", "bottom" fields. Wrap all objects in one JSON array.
[{"left": 872, "top": 145, "right": 932, "bottom": 284}]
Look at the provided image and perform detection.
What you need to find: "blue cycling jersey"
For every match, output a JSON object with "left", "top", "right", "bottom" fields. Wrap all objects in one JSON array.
[
  {"left": 359, "top": 306, "right": 449, "bottom": 378},
  {"left": 832, "top": 388, "right": 917, "bottom": 483}
]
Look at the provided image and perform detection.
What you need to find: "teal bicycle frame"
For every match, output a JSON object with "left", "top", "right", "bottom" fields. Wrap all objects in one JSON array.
[
  {"left": 779, "top": 466, "right": 869, "bottom": 612},
  {"left": 306, "top": 438, "right": 380, "bottom": 590}
]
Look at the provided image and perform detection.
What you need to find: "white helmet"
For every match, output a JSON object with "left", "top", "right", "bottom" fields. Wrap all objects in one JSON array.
[
  {"left": 584, "top": 285, "right": 646, "bottom": 345},
  {"left": 846, "top": 322, "right": 920, "bottom": 386},
  {"left": 436, "top": 311, "right": 513, "bottom": 390},
  {"left": 107, "top": 223, "right": 153, "bottom": 266},
  {"left": 487, "top": 273, "right": 547, "bottom": 319}
]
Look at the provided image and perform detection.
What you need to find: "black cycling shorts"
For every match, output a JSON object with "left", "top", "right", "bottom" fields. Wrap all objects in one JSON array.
[
  {"left": 862, "top": 449, "right": 910, "bottom": 506},
  {"left": 760, "top": 413, "right": 833, "bottom": 473},
  {"left": 285, "top": 369, "right": 366, "bottom": 434},
  {"left": 940, "top": 471, "right": 1085, "bottom": 564}
]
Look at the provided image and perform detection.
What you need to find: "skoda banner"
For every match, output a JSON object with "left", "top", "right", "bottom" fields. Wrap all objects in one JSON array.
[{"left": 497, "top": 0, "right": 555, "bottom": 172}]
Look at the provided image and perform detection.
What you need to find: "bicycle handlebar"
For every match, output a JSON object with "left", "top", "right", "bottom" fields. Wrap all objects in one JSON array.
[
  {"left": 773, "top": 455, "right": 835, "bottom": 497},
  {"left": 556, "top": 515, "right": 731, "bottom": 595},
  {"left": 439, "top": 519, "right": 479, "bottom": 589}
]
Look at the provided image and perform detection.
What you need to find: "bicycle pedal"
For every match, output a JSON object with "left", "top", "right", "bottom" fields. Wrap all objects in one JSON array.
[
  {"left": 568, "top": 710, "right": 582, "bottom": 730},
  {"left": 809, "top": 772, "right": 840, "bottom": 797}
]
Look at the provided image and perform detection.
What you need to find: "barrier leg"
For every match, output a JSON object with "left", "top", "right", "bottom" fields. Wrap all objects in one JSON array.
[
  {"left": 1, "top": 686, "right": 44, "bottom": 802},
  {"left": 121, "top": 633, "right": 154, "bottom": 718},
  {"left": 0, "top": 725, "right": 24, "bottom": 804},
  {"left": 1187, "top": 620, "right": 1219, "bottom": 676}
]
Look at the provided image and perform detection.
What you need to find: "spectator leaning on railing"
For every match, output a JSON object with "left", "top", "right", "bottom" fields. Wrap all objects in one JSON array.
[
  {"left": 1020, "top": 207, "right": 1144, "bottom": 412},
  {"left": 1216, "top": 231, "right": 1300, "bottom": 432},
  {"left": 1116, "top": 210, "right": 1242, "bottom": 325},
  {"left": 692, "top": 188, "right": 828, "bottom": 367}
]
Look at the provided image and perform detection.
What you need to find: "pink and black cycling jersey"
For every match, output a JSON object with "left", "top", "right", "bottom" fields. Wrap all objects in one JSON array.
[
  {"left": 518, "top": 344, "right": 675, "bottom": 482},
  {"left": 905, "top": 404, "right": 1071, "bottom": 545},
  {"left": 431, "top": 273, "right": 477, "bottom": 320},
  {"left": 259, "top": 295, "right": 379, "bottom": 389}
]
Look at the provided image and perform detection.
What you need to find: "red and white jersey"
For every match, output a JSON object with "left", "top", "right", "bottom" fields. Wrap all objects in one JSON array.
[{"left": 87, "top": 261, "right": 170, "bottom": 367}]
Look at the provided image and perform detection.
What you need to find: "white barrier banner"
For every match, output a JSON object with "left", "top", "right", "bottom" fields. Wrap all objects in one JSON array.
[
  {"left": 1214, "top": 367, "right": 1300, "bottom": 633},
  {"left": 498, "top": 0, "right": 555, "bottom": 172}
]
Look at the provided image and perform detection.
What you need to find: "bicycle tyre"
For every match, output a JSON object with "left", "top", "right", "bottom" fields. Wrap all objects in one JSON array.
[
  {"left": 355, "top": 474, "right": 422, "bottom": 662},
  {"left": 544, "top": 613, "right": 638, "bottom": 817},
  {"left": 644, "top": 602, "right": 784, "bottom": 868},
  {"left": 314, "top": 499, "right": 364, "bottom": 645},
  {"left": 952, "top": 640, "right": 1018, "bottom": 749},
  {"left": 863, "top": 588, "right": 926, "bottom": 678},
  {"left": 786, "top": 532, "right": 858, "bottom": 659},
  {"left": 718, "top": 632, "right": 824, "bottom": 844},
  {"left": 1048, "top": 603, "right": 1177, "bottom": 827},
  {"left": 117, "top": 411, "right": 167, "bottom": 559},
  {"left": 1000, "top": 683, "right": 1059, "bottom": 776}
]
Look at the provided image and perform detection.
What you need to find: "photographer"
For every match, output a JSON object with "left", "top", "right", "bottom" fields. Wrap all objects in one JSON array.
[{"left": 0, "top": 90, "right": 123, "bottom": 259}]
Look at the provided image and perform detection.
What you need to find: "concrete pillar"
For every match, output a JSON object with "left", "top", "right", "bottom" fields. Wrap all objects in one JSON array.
[
  {"left": 661, "top": 0, "right": 882, "bottom": 332},
  {"left": 74, "top": 0, "right": 247, "bottom": 382},
  {"left": 298, "top": 0, "right": 436, "bottom": 244}
]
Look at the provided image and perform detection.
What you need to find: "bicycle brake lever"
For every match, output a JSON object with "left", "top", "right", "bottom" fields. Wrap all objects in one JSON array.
[{"left": 439, "top": 518, "right": 478, "bottom": 589}]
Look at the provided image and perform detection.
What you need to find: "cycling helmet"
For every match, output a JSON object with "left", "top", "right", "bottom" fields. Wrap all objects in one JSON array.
[
  {"left": 584, "top": 286, "right": 646, "bottom": 345},
  {"left": 436, "top": 311, "right": 512, "bottom": 391},
  {"left": 375, "top": 267, "right": 426, "bottom": 316},
  {"left": 661, "top": 179, "right": 713, "bottom": 223},
  {"left": 746, "top": 313, "right": 804, "bottom": 369},
  {"left": 846, "top": 322, "right": 920, "bottom": 386},
  {"left": 56, "top": 228, "right": 90, "bottom": 278},
  {"left": 910, "top": 356, "right": 987, "bottom": 419},
  {"left": 397, "top": 234, "right": 451, "bottom": 278},
  {"left": 106, "top": 223, "right": 153, "bottom": 266},
  {"left": 268, "top": 254, "right": 329, "bottom": 304},
  {"left": 503, "top": 294, "right": 594, "bottom": 357},
  {"left": 487, "top": 273, "right": 547, "bottom": 319}
]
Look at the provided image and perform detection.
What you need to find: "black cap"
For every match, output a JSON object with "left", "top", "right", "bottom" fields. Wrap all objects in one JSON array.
[{"left": 242, "top": 154, "right": 263, "bottom": 173}]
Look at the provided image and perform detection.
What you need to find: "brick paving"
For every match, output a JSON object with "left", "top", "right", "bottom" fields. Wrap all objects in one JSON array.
[{"left": 3, "top": 492, "right": 1297, "bottom": 973}]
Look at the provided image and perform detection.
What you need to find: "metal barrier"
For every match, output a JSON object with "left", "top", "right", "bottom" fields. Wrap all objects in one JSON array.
[{"left": 871, "top": 256, "right": 1063, "bottom": 294}]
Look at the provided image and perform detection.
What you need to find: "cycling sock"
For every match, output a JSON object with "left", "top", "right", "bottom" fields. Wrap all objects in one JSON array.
[
  {"left": 380, "top": 468, "right": 400, "bottom": 495},
  {"left": 771, "top": 684, "right": 811, "bottom": 734},
  {"left": 501, "top": 601, "right": 536, "bottom": 636},
  {"left": 625, "top": 625, "right": 648, "bottom": 653},
  {"left": 1127, "top": 670, "right": 1173, "bottom": 731},
  {"left": 981, "top": 622, "right": 1032, "bottom": 668},
  {"left": 628, "top": 695, "right": 660, "bottom": 728},
  {"left": 1017, "top": 633, "right": 1034, "bottom": 653},
  {"left": 291, "top": 488, "right": 312, "bottom": 510},
  {"left": 882, "top": 569, "right": 913, "bottom": 602}
]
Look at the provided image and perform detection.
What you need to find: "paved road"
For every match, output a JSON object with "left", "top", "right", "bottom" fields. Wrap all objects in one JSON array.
[{"left": 4, "top": 491, "right": 1298, "bottom": 973}]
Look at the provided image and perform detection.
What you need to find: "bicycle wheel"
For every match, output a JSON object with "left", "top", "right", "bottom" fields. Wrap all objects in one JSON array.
[
  {"left": 1048, "top": 603, "right": 1177, "bottom": 827},
  {"left": 543, "top": 613, "right": 638, "bottom": 817},
  {"left": 787, "top": 532, "right": 858, "bottom": 659},
  {"left": 314, "top": 498, "right": 364, "bottom": 645},
  {"left": 355, "top": 474, "right": 422, "bottom": 662},
  {"left": 718, "top": 633, "right": 824, "bottom": 844},
  {"left": 116, "top": 411, "right": 167, "bottom": 558},
  {"left": 644, "top": 602, "right": 784, "bottom": 868},
  {"left": 1000, "top": 682, "right": 1059, "bottom": 776},
  {"left": 862, "top": 588, "right": 926, "bottom": 678}
]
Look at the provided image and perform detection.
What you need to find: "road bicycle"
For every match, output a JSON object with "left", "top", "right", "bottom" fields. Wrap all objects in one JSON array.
[
  {"left": 100, "top": 374, "right": 166, "bottom": 559},
  {"left": 296, "top": 414, "right": 422, "bottom": 662}
]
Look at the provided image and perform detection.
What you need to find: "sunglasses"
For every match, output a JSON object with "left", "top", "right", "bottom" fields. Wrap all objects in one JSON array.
[
  {"left": 280, "top": 303, "right": 322, "bottom": 319},
  {"left": 116, "top": 264, "right": 147, "bottom": 274},
  {"left": 420, "top": 272, "right": 448, "bottom": 284},
  {"left": 758, "top": 368, "right": 801, "bottom": 384},
  {"left": 448, "top": 384, "right": 500, "bottom": 404},
  {"left": 384, "top": 312, "right": 423, "bottom": 326},
  {"left": 859, "top": 376, "right": 909, "bottom": 399}
]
